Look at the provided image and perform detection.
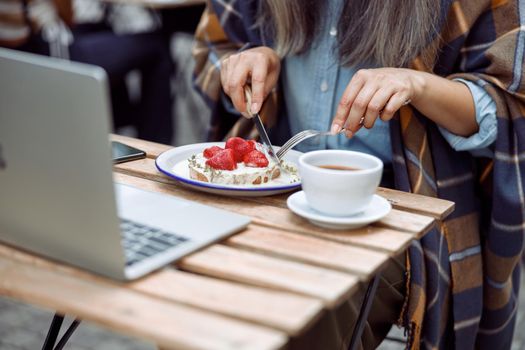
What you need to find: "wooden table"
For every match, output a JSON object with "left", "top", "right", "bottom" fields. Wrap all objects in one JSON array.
[{"left": 0, "top": 135, "right": 454, "bottom": 350}]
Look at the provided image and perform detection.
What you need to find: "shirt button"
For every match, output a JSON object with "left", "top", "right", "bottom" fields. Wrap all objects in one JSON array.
[
  {"left": 329, "top": 27, "right": 337, "bottom": 37},
  {"left": 320, "top": 81, "right": 329, "bottom": 92}
]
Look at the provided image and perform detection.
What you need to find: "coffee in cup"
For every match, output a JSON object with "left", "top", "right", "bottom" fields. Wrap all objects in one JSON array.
[{"left": 298, "top": 150, "right": 383, "bottom": 217}]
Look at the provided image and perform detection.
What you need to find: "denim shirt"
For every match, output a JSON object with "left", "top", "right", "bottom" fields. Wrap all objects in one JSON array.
[{"left": 281, "top": 0, "right": 497, "bottom": 163}]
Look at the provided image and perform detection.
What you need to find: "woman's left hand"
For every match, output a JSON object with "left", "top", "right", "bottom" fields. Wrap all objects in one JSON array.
[{"left": 331, "top": 68, "right": 425, "bottom": 137}]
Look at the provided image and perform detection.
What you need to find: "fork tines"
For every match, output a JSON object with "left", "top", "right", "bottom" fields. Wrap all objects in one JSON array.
[{"left": 276, "top": 129, "right": 321, "bottom": 159}]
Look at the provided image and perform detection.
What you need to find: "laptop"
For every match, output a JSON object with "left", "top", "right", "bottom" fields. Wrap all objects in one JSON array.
[{"left": 0, "top": 48, "right": 250, "bottom": 280}]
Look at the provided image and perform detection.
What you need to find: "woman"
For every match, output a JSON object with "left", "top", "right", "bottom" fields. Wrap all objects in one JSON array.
[{"left": 193, "top": 0, "right": 525, "bottom": 349}]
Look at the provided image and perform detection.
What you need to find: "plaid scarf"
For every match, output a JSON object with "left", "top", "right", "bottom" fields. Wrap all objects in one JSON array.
[{"left": 193, "top": 1, "right": 525, "bottom": 348}]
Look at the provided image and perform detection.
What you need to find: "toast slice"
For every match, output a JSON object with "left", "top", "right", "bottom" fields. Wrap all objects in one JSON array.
[{"left": 188, "top": 153, "right": 281, "bottom": 185}]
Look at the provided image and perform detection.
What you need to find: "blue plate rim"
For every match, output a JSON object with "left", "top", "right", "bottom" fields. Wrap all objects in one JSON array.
[{"left": 154, "top": 144, "right": 302, "bottom": 193}]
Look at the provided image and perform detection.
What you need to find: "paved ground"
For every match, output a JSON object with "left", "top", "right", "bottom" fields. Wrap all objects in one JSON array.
[{"left": 1, "top": 34, "right": 524, "bottom": 350}]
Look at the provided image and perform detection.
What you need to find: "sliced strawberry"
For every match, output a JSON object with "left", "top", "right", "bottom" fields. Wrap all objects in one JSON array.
[
  {"left": 225, "top": 137, "right": 255, "bottom": 162},
  {"left": 225, "top": 137, "right": 245, "bottom": 150},
  {"left": 243, "top": 150, "right": 269, "bottom": 168},
  {"left": 236, "top": 141, "right": 255, "bottom": 161},
  {"left": 206, "top": 149, "right": 237, "bottom": 170},
  {"left": 203, "top": 145, "right": 223, "bottom": 159}
]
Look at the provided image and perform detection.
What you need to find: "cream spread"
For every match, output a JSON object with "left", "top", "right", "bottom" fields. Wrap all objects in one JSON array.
[{"left": 185, "top": 144, "right": 300, "bottom": 186}]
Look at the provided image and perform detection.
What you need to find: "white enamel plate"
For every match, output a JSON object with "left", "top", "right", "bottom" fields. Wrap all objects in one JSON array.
[{"left": 155, "top": 142, "right": 302, "bottom": 197}]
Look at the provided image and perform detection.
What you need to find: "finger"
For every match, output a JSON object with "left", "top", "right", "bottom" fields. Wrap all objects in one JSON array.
[
  {"left": 345, "top": 82, "right": 379, "bottom": 132},
  {"left": 225, "top": 54, "right": 240, "bottom": 97},
  {"left": 220, "top": 57, "right": 230, "bottom": 94},
  {"left": 228, "top": 56, "right": 252, "bottom": 115},
  {"left": 363, "top": 87, "right": 395, "bottom": 128},
  {"left": 331, "top": 70, "right": 367, "bottom": 133},
  {"left": 250, "top": 60, "right": 268, "bottom": 114},
  {"left": 380, "top": 92, "right": 410, "bottom": 121}
]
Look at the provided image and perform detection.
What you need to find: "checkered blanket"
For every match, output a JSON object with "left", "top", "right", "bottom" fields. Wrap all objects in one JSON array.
[{"left": 193, "top": 1, "right": 525, "bottom": 348}]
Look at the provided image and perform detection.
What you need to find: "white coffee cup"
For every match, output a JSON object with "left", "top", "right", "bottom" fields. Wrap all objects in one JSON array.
[{"left": 298, "top": 150, "right": 383, "bottom": 217}]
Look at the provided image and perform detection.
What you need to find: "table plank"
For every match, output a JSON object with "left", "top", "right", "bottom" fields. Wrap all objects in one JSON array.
[
  {"left": 114, "top": 172, "right": 428, "bottom": 253},
  {"left": 226, "top": 226, "right": 387, "bottom": 278},
  {"left": 131, "top": 269, "right": 324, "bottom": 336},
  {"left": 376, "top": 187, "right": 454, "bottom": 220},
  {"left": 179, "top": 245, "right": 359, "bottom": 308},
  {"left": 302, "top": 226, "right": 413, "bottom": 253},
  {"left": 377, "top": 209, "right": 435, "bottom": 235},
  {"left": 245, "top": 189, "right": 454, "bottom": 221},
  {"left": 0, "top": 255, "right": 287, "bottom": 350},
  {"left": 0, "top": 243, "right": 323, "bottom": 337},
  {"left": 115, "top": 157, "right": 166, "bottom": 182}
]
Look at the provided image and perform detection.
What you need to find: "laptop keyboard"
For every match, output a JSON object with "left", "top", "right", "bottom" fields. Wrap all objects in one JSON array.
[{"left": 120, "top": 219, "right": 189, "bottom": 266}]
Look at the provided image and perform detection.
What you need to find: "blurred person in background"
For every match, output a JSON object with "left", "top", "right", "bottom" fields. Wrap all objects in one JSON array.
[
  {"left": 193, "top": 0, "right": 525, "bottom": 349},
  {"left": 0, "top": 0, "right": 72, "bottom": 56},
  {"left": 0, "top": 0, "right": 174, "bottom": 144}
]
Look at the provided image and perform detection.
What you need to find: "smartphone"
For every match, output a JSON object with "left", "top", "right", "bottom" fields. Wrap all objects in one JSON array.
[{"left": 111, "top": 141, "right": 146, "bottom": 164}]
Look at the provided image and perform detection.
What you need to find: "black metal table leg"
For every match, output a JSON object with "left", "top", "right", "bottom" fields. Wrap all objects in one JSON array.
[
  {"left": 348, "top": 274, "right": 381, "bottom": 350},
  {"left": 41, "top": 313, "right": 81, "bottom": 350},
  {"left": 54, "top": 319, "right": 81, "bottom": 350},
  {"left": 42, "top": 313, "right": 64, "bottom": 350}
]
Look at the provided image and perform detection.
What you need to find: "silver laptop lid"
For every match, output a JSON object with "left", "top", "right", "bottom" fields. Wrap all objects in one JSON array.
[{"left": 0, "top": 48, "right": 127, "bottom": 278}]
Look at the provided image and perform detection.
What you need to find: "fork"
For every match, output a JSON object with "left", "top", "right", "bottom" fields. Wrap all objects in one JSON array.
[{"left": 276, "top": 128, "right": 346, "bottom": 160}]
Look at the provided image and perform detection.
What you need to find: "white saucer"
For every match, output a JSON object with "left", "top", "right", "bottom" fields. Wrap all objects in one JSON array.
[{"left": 287, "top": 192, "right": 391, "bottom": 230}]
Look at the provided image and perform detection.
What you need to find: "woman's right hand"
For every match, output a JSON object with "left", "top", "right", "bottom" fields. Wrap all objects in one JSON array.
[{"left": 220, "top": 46, "right": 281, "bottom": 117}]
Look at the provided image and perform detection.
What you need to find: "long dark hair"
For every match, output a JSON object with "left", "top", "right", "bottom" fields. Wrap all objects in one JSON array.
[{"left": 259, "top": 0, "right": 440, "bottom": 68}]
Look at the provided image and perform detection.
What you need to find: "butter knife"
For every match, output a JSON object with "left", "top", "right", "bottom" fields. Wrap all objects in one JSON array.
[{"left": 244, "top": 87, "right": 281, "bottom": 166}]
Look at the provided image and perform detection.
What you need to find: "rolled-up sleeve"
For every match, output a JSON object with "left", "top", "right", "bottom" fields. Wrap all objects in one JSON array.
[{"left": 438, "top": 79, "right": 497, "bottom": 154}]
